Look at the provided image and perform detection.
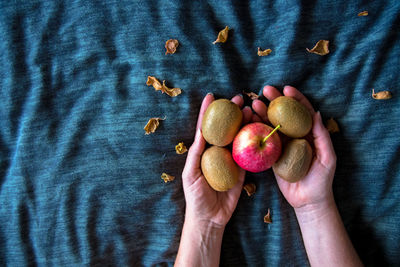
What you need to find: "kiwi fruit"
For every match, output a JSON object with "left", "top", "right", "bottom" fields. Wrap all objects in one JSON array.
[
  {"left": 201, "top": 146, "right": 240, "bottom": 191},
  {"left": 267, "top": 96, "right": 312, "bottom": 138},
  {"left": 272, "top": 139, "right": 313, "bottom": 182},
  {"left": 202, "top": 99, "right": 243, "bottom": 146}
]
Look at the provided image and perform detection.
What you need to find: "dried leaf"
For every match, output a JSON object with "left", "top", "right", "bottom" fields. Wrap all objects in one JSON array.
[
  {"left": 243, "top": 183, "right": 256, "bottom": 196},
  {"left": 144, "top": 117, "right": 165, "bottom": 135},
  {"left": 175, "top": 142, "right": 187, "bottom": 154},
  {"left": 306, "top": 40, "right": 330, "bottom": 56},
  {"left": 243, "top": 91, "right": 260, "bottom": 100},
  {"left": 264, "top": 209, "right": 272, "bottom": 224},
  {"left": 257, "top": 47, "right": 272, "bottom": 56},
  {"left": 146, "top": 76, "right": 163, "bottom": 91},
  {"left": 213, "top": 26, "right": 229, "bottom": 44},
  {"left": 146, "top": 76, "right": 182, "bottom": 97},
  {"left": 326, "top": 118, "right": 340, "bottom": 133},
  {"left": 161, "top": 173, "right": 175, "bottom": 183},
  {"left": 372, "top": 89, "right": 392, "bottom": 100},
  {"left": 165, "top": 39, "right": 179, "bottom": 55},
  {"left": 162, "top": 80, "right": 182, "bottom": 97},
  {"left": 358, "top": 11, "right": 369, "bottom": 16}
]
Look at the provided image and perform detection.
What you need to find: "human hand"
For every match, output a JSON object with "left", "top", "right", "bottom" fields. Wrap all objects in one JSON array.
[
  {"left": 251, "top": 85, "right": 337, "bottom": 212},
  {"left": 181, "top": 93, "right": 252, "bottom": 229}
]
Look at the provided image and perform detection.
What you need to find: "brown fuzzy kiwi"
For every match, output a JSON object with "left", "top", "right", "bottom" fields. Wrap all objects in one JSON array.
[
  {"left": 201, "top": 146, "right": 239, "bottom": 191},
  {"left": 272, "top": 139, "right": 313, "bottom": 182},
  {"left": 267, "top": 96, "right": 312, "bottom": 138},
  {"left": 202, "top": 99, "right": 243, "bottom": 146}
]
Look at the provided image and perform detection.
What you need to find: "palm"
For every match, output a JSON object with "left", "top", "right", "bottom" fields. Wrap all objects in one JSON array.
[
  {"left": 183, "top": 169, "right": 245, "bottom": 227},
  {"left": 275, "top": 158, "right": 335, "bottom": 208}
]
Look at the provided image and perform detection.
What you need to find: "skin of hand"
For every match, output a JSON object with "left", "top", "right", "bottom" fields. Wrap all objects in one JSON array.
[
  {"left": 252, "top": 85, "right": 363, "bottom": 267},
  {"left": 176, "top": 88, "right": 362, "bottom": 267},
  {"left": 251, "top": 85, "right": 336, "bottom": 210},
  {"left": 175, "top": 93, "right": 252, "bottom": 267},
  {"left": 181, "top": 93, "right": 252, "bottom": 228}
]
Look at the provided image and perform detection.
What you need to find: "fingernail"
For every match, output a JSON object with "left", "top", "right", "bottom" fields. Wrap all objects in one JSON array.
[
  {"left": 237, "top": 93, "right": 244, "bottom": 98},
  {"left": 207, "top": 92, "right": 214, "bottom": 96}
]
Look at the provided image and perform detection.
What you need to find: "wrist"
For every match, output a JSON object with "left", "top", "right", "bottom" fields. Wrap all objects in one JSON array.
[
  {"left": 293, "top": 193, "right": 363, "bottom": 267},
  {"left": 175, "top": 216, "right": 224, "bottom": 267},
  {"left": 183, "top": 215, "right": 225, "bottom": 240},
  {"left": 185, "top": 206, "right": 228, "bottom": 230},
  {"left": 294, "top": 193, "right": 336, "bottom": 224}
]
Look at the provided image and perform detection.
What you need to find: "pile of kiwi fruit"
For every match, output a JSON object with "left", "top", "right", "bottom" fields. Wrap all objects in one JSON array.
[
  {"left": 201, "top": 99, "right": 243, "bottom": 191},
  {"left": 268, "top": 96, "right": 313, "bottom": 183},
  {"left": 200, "top": 96, "right": 314, "bottom": 192}
]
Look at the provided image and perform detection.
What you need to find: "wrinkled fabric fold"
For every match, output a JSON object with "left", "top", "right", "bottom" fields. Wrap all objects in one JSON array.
[{"left": 0, "top": 1, "right": 399, "bottom": 266}]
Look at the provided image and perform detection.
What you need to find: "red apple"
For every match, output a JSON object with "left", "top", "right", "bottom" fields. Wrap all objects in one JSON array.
[{"left": 232, "top": 122, "right": 281, "bottom": 173}]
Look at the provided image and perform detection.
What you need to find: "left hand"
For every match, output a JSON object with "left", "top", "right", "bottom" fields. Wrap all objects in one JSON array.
[{"left": 182, "top": 93, "right": 252, "bottom": 229}]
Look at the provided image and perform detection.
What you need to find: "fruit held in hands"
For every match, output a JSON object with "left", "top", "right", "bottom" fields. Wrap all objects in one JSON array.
[
  {"left": 267, "top": 96, "right": 312, "bottom": 138},
  {"left": 232, "top": 122, "right": 282, "bottom": 173},
  {"left": 202, "top": 99, "right": 243, "bottom": 146},
  {"left": 201, "top": 146, "right": 240, "bottom": 191},
  {"left": 272, "top": 139, "right": 313, "bottom": 182}
]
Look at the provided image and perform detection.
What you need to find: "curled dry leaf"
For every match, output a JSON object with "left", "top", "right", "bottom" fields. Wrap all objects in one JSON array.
[
  {"left": 264, "top": 208, "right": 272, "bottom": 224},
  {"left": 146, "top": 76, "right": 182, "bottom": 97},
  {"left": 165, "top": 39, "right": 179, "bottom": 55},
  {"left": 144, "top": 117, "right": 165, "bottom": 135},
  {"left": 258, "top": 47, "right": 272, "bottom": 56},
  {"left": 161, "top": 80, "right": 182, "bottom": 97},
  {"left": 147, "top": 76, "right": 163, "bottom": 91},
  {"left": 161, "top": 173, "right": 175, "bottom": 183},
  {"left": 306, "top": 40, "right": 330, "bottom": 56},
  {"left": 326, "top": 118, "right": 340, "bottom": 133},
  {"left": 243, "top": 91, "right": 260, "bottom": 100},
  {"left": 243, "top": 183, "right": 256, "bottom": 196},
  {"left": 175, "top": 142, "right": 188, "bottom": 154},
  {"left": 372, "top": 89, "right": 392, "bottom": 100},
  {"left": 358, "top": 11, "right": 369, "bottom": 16},
  {"left": 213, "top": 26, "right": 229, "bottom": 44}
]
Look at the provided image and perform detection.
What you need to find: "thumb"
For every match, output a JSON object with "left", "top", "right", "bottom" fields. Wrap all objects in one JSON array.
[
  {"left": 182, "top": 128, "right": 206, "bottom": 186},
  {"left": 312, "top": 111, "right": 336, "bottom": 169},
  {"left": 182, "top": 94, "right": 214, "bottom": 184},
  {"left": 185, "top": 128, "right": 206, "bottom": 171}
]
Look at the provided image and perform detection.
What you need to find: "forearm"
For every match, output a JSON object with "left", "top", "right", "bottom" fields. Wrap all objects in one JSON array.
[
  {"left": 175, "top": 217, "right": 224, "bottom": 267},
  {"left": 295, "top": 196, "right": 363, "bottom": 267}
]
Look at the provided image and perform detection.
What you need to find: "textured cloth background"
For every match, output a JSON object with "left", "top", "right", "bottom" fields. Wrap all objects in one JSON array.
[{"left": 0, "top": 1, "right": 399, "bottom": 266}]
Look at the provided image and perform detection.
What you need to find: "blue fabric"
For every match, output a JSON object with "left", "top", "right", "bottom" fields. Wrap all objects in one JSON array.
[{"left": 1, "top": 0, "right": 399, "bottom": 266}]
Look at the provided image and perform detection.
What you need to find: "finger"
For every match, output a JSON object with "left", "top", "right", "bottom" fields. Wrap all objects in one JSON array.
[
  {"left": 263, "top": 85, "right": 282, "bottom": 101},
  {"left": 252, "top": 99, "right": 269, "bottom": 123},
  {"left": 196, "top": 93, "right": 215, "bottom": 130},
  {"left": 183, "top": 128, "right": 206, "bottom": 179},
  {"left": 283, "top": 86, "right": 315, "bottom": 116},
  {"left": 231, "top": 94, "right": 244, "bottom": 108},
  {"left": 242, "top": 106, "right": 252, "bottom": 125},
  {"left": 312, "top": 111, "right": 336, "bottom": 169},
  {"left": 252, "top": 113, "right": 262, "bottom": 122}
]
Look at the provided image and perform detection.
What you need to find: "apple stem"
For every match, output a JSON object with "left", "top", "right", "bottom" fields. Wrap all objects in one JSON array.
[{"left": 262, "top": 124, "right": 281, "bottom": 144}]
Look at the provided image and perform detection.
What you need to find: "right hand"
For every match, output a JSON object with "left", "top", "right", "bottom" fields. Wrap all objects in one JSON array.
[{"left": 252, "top": 85, "right": 337, "bottom": 211}]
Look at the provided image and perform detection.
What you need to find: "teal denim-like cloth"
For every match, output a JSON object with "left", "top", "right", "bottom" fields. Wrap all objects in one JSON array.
[{"left": 0, "top": 1, "right": 399, "bottom": 266}]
